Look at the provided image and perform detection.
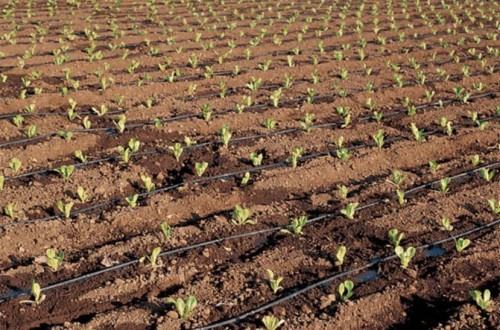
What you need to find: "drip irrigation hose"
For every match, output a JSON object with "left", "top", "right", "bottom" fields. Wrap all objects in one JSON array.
[{"left": 0, "top": 161, "right": 497, "bottom": 303}]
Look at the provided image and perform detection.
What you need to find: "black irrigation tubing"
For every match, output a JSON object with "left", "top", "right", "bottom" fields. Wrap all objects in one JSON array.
[
  {"left": 0, "top": 9, "right": 432, "bottom": 61},
  {"left": 0, "top": 2, "right": 452, "bottom": 53},
  {"left": 0, "top": 37, "right": 490, "bottom": 122},
  {"left": 2, "top": 90, "right": 497, "bottom": 184},
  {"left": 1, "top": 114, "right": 498, "bottom": 231},
  {"left": 7, "top": 25, "right": 487, "bottom": 98},
  {"left": 0, "top": 63, "right": 496, "bottom": 149},
  {"left": 195, "top": 217, "right": 500, "bottom": 330},
  {"left": 0, "top": 15, "right": 488, "bottom": 84},
  {"left": 0, "top": 161, "right": 497, "bottom": 304},
  {"left": 0, "top": 42, "right": 475, "bottom": 121}
]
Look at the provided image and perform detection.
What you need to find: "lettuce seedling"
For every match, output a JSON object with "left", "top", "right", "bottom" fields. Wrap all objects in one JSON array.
[
  {"left": 470, "top": 289, "right": 492, "bottom": 311},
  {"left": 390, "top": 170, "right": 407, "bottom": 187},
  {"left": 281, "top": 216, "right": 307, "bottom": 235},
  {"left": 56, "top": 201, "right": 74, "bottom": 218},
  {"left": 480, "top": 168, "right": 495, "bottom": 182},
  {"left": 141, "top": 175, "right": 155, "bottom": 192},
  {"left": 440, "top": 217, "right": 453, "bottom": 231},
  {"left": 262, "top": 315, "right": 285, "bottom": 330},
  {"left": 160, "top": 222, "right": 173, "bottom": 240},
  {"left": 439, "top": 177, "right": 451, "bottom": 193},
  {"left": 286, "top": 147, "right": 303, "bottom": 168},
  {"left": 341, "top": 202, "right": 359, "bottom": 220},
  {"left": 266, "top": 269, "right": 283, "bottom": 294},
  {"left": 118, "top": 146, "right": 132, "bottom": 164},
  {"left": 338, "top": 280, "right": 354, "bottom": 301},
  {"left": 335, "top": 246, "right": 347, "bottom": 266},
  {"left": 19, "top": 280, "right": 45, "bottom": 305},
  {"left": 396, "top": 189, "right": 406, "bottom": 205},
  {"left": 395, "top": 246, "right": 416, "bottom": 268},
  {"left": 250, "top": 153, "right": 263, "bottom": 166},
  {"left": 113, "top": 114, "right": 126, "bottom": 133},
  {"left": 470, "top": 155, "right": 480, "bottom": 166},
  {"left": 76, "top": 186, "right": 88, "bottom": 203},
  {"left": 54, "top": 165, "right": 74, "bottom": 180},
  {"left": 300, "top": 113, "right": 314, "bottom": 132},
  {"left": 372, "top": 129, "right": 384, "bottom": 149},
  {"left": 410, "top": 123, "right": 426, "bottom": 142},
  {"left": 4, "top": 202, "right": 16, "bottom": 219},
  {"left": 195, "top": 162, "right": 208, "bottom": 177},
  {"left": 128, "top": 138, "right": 140, "bottom": 152},
  {"left": 125, "top": 194, "right": 138, "bottom": 208},
  {"left": 74, "top": 150, "right": 87, "bottom": 163},
  {"left": 455, "top": 238, "right": 471, "bottom": 253},
  {"left": 0, "top": 175, "right": 4, "bottom": 191},
  {"left": 57, "top": 130, "right": 73, "bottom": 140},
  {"left": 428, "top": 160, "right": 440, "bottom": 174},
  {"left": 488, "top": 199, "right": 500, "bottom": 214},
  {"left": 139, "top": 246, "right": 161, "bottom": 267},
  {"left": 9, "top": 157, "right": 22, "bottom": 173},
  {"left": 239, "top": 171, "right": 251, "bottom": 186},
  {"left": 166, "top": 296, "right": 197, "bottom": 320},
  {"left": 46, "top": 248, "right": 64, "bottom": 272},
  {"left": 168, "top": 143, "right": 183, "bottom": 162},
  {"left": 270, "top": 88, "right": 282, "bottom": 107},
  {"left": 200, "top": 103, "right": 212, "bottom": 121},
  {"left": 265, "top": 118, "right": 277, "bottom": 130},
  {"left": 219, "top": 125, "right": 232, "bottom": 147},
  {"left": 389, "top": 229, "right": 404, "bottom": 247},
  {"left": 232, "top": 205, "right": 253, "bottom": 225},
  {"left": 337, "top": 184, "right": 348, "bottom": 199}
]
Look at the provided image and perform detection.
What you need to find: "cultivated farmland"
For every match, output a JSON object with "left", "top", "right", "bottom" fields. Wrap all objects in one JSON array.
[{"left": 0, "top": 0, "right": 499, "bottom": 329}]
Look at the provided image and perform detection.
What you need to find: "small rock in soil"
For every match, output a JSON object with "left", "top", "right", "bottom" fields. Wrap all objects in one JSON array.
[{"left": 167, "top": 311, "right": 178, "bottom": 319}]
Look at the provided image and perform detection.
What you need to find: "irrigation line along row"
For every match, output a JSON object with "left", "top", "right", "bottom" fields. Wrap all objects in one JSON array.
[
  {"left": 0, "top": 10, "right": 473, "bottom": 72},
  {"left": 2, "top": 113, "right": 498, "bottom": 229},
  {"left": 0, "top": 44, "right": 481, "bottom": 121},
  {"left": 0, "top": 64, "right": 496, "bottom": 149},
  {"left": 1, "top": 3, "right": 451, "bottom": 50},
  {"left": 195, "top": 217, "right": 500, "bottom": 329},
  {"left": 3, "top": 90, "right": 497, "bottom": 183},
  {"left": 0, "top": 160, "right": 497, "bottom": 303}
]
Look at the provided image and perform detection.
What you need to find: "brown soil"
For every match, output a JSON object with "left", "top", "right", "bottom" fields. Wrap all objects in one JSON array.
[{"left": 0, "top": 0, "right": 499, "bottom": 329}]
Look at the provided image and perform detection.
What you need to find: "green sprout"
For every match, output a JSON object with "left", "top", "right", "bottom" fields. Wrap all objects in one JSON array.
[
  {"left": 286, "top": 147, "right": 303, "bottom": 168},
  {"left": 388, "top": 229, "right": 404, "bottom": 247},
  {"left": 160, "top": 221, "right": 173, "bottom": 240},
  {"left": 488, "top": 199, "right": 500, "bottom": 214},
  {"left": 338, "top": 280, "right": 354, "bottom": 301},
  {"left": 266, "top": 269, "right": 284, "bottom": 294},
  {"left": 139, "top": 246, "right": 161, "bottom": 267},
  {"left": 340, "top": 202, "right": 359, "bottom": 220},
  {"left": 19, "top": 280, "right": 46, "bottom": 305},
  {"left": 455, "top": 238, "right": 471, "bottom": 253},
  {"left": 438, "top": 177, "right": 451, "bottom": 193},
  {"left": 141, "top": 175, "right": 155, "bottom": 192},
  {"left": 166, "top": 296, "right": 197, "bottom": 320},
  {"left": 262, "top": 315, "right": 285, "bottom": 330},
  {"left": 479, "top": 168, "right": 495, "bottom": 182},
  {"left": 56, "top": 200, "right": 74, "bottom": 219},
  {"left": 281, "top": 216, "right": 307, "bottom": 235},
  {"left": 372, "top": 130, "right": 385, "bottom": 148},
  {"left": 395, "top": 246, "right": 416, "bottom": 269},
  {"left": 195, "top": 162, "right": 208, "bottom": 177},
  {"left": 440, "top": 217, "right": 453, "bottom": 231},
  {"left": 4, "top": 202, "right": 16, "bottom": 219},
  {"left": 168, "top": 143, "right": 183, "bottom": 162},
  {"left": 54, "top": 165, "right": 75, "bottom": 180},
  {"left": 125, "top": 194, "right": 139, "bottom": 208},
  {"left": 335, "top": 246, "right": 347, "bottom": 266},
  {"left": 231, "top": 205, "right": 253, "bottom": 225},
  {"left": 45, "top": 248, "right": 64, "bottom": 272},
  {"left": 470, "top": 289, "right": 492, "bottom": 311}
]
